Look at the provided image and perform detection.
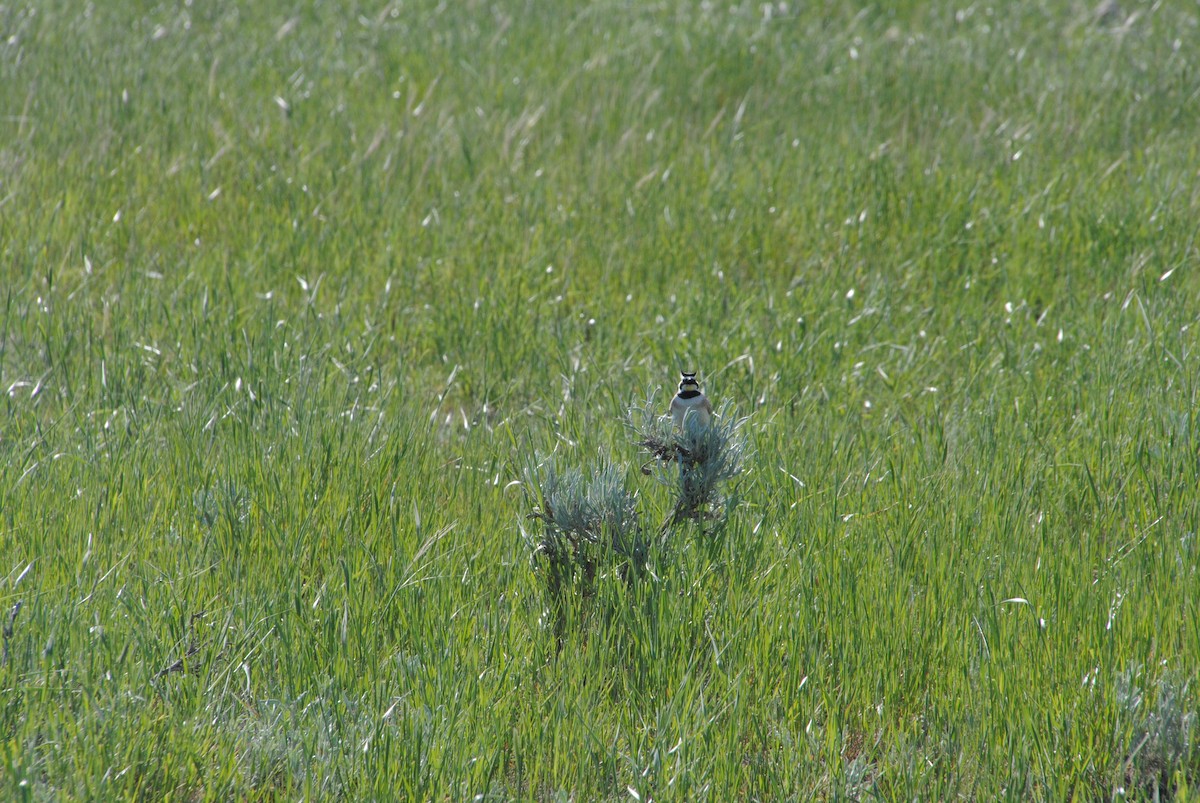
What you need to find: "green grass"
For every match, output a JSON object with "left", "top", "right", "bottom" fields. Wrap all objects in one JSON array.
[{"left": 3, "top": 0, "right": 1199, "bottom": 798}]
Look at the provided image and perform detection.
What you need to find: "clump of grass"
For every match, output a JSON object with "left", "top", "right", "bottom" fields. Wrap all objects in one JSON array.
[
  {"left": 1115, "top": 664, "right": 1197, "bottom": 797},
  {"left": 193, "top": 482, "right": 249, "bottom": 530}
]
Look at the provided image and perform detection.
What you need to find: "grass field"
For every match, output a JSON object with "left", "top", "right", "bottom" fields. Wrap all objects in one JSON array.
[{"left": 3, "top": 0, "right": 1199, "bottom": 798}]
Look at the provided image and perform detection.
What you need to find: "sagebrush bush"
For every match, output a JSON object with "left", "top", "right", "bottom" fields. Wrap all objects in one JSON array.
[
  {"left": 524, "top": 456, "right": 644, "bottom": 585},
  {"left": 628, "top": 395, "right": 749, "bottom": 530},
  {"left": 1115, "top": 665, "right": 1197, "bottom": 797},
  {"left": 523, "top": 392, "right": 748, "bottom": 624}
]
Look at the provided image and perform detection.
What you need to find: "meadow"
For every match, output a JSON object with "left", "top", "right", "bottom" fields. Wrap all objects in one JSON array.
[{"left": 2, "top": 0, "right": 1199, "bottom": 798}]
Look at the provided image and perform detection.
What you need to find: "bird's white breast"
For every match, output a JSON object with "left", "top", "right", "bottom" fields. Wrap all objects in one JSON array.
[{"left": 670, "top": 394, "right": 711, "bottom": 428}]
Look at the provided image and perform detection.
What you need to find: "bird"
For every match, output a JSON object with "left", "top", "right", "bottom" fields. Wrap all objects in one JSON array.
[{"left": 669, "top": 371, "right": 713, "bottom": 430}]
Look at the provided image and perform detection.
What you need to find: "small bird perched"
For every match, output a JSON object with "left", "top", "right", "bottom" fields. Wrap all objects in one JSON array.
[{"left": 669, "top": 371, "right": 713, "bottom": 429}]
